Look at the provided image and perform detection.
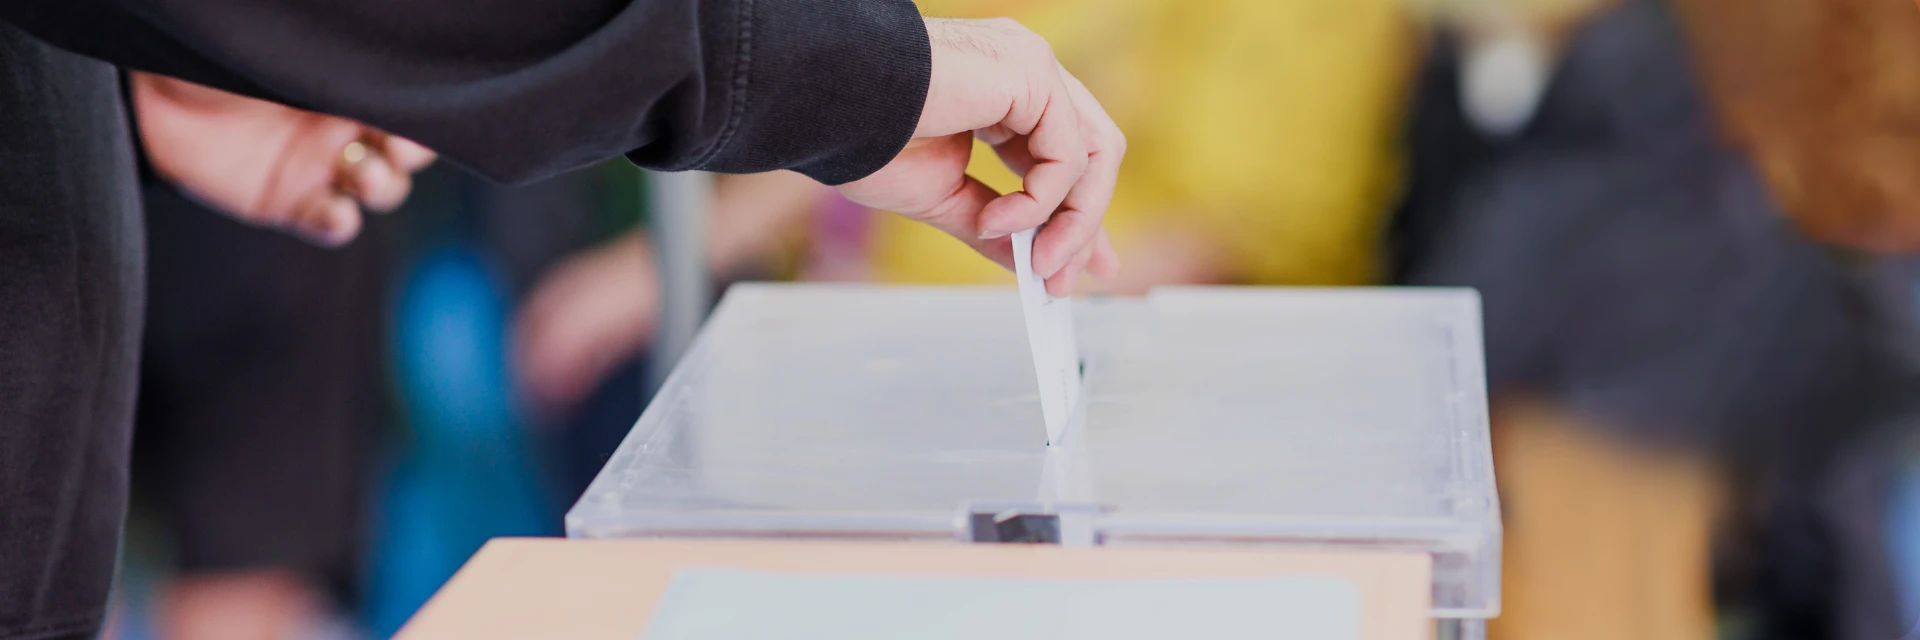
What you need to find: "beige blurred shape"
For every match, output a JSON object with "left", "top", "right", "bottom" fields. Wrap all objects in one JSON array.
[{"left": 1490, "top": 398, "right": 1722, "bottom": 640}]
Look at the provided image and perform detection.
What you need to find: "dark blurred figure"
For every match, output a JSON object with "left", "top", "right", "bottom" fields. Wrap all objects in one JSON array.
[
  {"left": 1393, "top": 1, "right": 1917, "bottom": 638},
  {"left": 132, "top": 174, "right": 389, "bottom": 637}
]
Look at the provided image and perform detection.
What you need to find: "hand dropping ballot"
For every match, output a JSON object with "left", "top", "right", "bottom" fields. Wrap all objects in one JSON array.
[{"left": 1012, "top": 227, "right": 1082, "bottom": 447}]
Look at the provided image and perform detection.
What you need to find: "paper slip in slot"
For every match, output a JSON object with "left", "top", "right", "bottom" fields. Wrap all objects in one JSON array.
[{"left": 1011, "top": 227, "right": 1082, "bottom": 446}]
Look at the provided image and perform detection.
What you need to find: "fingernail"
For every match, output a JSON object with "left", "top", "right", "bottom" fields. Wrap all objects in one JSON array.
[{"left": 979, "top": 229, "right": 1012, "bottom": 240}]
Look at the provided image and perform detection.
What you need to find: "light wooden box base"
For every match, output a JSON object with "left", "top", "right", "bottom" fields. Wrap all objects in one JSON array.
[{"left": 397, "top": 538, "right": 1433, "bottom": 640}]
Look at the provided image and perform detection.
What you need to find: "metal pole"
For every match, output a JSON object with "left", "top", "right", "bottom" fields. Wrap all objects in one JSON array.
[{"left": 647, "top": 170, "right": 714, "bottom": 391}]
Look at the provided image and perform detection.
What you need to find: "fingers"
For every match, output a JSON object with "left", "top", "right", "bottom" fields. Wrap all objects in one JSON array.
[
  {"left": 1047, "top": 241, "right": 1096, "bottom": 297},
  {"left": 849, "top": 17, "right": 1125, "bottom": 286},
  {"left": 924, "top": 174, "right": 1018, "bottom": 269},
  {"left": 283, "top": 128, "right": 424, "bottom": 246},
  {"left": 337, "top": 141, "right": 412, "bottom": 212},
  {"left": 1033, "top": 205, "right": 1102, "bottom": 279},
  {"left": 377, "top": 133, "right": 438, "bottom": 172},
  {"left": 1088, "top": 228, "right": 1121, "bottom": 278},
  {"left": 1035, "top": 66, "right": 1125, "bottom": 290},
  {"left": 269, "top": 133, "right": 387, "bottom": 248},
  {"left": 978, "top": 71, "right": 1088, "bottom": 239},
  {"left": 321, "top": 129, "right": 430, "bottom": 235},
  {"left": 976, "top": 124, "right": 1034, "bottom": 178},
  {"left": 287, "top": 187, "right": 361, "bottom": 247}
]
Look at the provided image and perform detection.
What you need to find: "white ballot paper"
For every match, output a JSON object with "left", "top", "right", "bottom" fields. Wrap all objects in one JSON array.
[{"left": 1012, "top": 227, "right": 1082, "bottom": 446}]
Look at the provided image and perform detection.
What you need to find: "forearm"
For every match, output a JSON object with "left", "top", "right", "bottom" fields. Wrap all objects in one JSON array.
[{"left": 4, "top": 0, "right": 930, "bottom": 184}]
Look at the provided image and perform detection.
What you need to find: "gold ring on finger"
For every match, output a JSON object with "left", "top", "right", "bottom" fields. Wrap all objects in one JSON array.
[{"left": 339, "top": 141, "right": 369, "bottom": 172}]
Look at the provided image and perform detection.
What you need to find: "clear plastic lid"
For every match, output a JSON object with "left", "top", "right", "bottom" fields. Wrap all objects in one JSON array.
[{"left": 567, "top": 284, "right": 1500, "bottom": 618}]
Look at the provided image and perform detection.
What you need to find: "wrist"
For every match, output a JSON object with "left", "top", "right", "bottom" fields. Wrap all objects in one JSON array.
[{"left": 678, "top": 0, "right": 931, "bottom": 185}]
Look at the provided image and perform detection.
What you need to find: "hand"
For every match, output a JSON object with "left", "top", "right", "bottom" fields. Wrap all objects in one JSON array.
[
  {"left": 512, "top": 234, "right": 660, "bottom": 411},
  {"left": 837, "top": 18, "right": 1125, "bottom": 296},
  {"left": 512, "top": 172, "right": 817, "bottom": 412},
  {"left": 130, "top": 73, "right": 436, "bottom": 246}
]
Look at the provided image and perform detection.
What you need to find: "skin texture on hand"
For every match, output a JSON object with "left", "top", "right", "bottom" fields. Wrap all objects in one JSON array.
[
  {"left": 838, "top": 17, "right": 1125, "bottom": 296},
  {"left": 131, "top": 73, "right": 435, "bottom": 247}
]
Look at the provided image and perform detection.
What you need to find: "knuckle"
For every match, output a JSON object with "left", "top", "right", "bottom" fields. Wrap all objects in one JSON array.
[
  {"left": 1060, "top": 151, "right": 1089, "bottom": 175},
  {"left": 994, "top": 21, "right": 1052, "bottom": 58},
  {"left": 1031, "top": 34, "right": 1055, "bottom": 57}
]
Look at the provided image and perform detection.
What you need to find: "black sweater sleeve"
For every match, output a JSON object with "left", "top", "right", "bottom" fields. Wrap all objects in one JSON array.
[{"left": 1, "top": 0, "right": 930, "bottom": 185}]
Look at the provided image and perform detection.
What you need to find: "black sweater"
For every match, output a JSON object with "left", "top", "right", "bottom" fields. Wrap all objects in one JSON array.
[{"left": 2, "top": 0, "right": 932, "bottom": 184}]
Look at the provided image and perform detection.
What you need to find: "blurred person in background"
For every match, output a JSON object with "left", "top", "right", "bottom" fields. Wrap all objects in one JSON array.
[
  {"left": 1396, "top": 0, "right": 1919, "bottom": 638},
  {"left": 1669, "top": 1, "right": 1920, "bottom": 635},
  {"left": 512, "top": 171, "right": 821, "bottom": 419}
]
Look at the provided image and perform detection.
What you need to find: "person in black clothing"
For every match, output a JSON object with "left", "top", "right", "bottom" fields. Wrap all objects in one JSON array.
[{"left": 0, "top": 4, "right": 1126, "bottom": 638}]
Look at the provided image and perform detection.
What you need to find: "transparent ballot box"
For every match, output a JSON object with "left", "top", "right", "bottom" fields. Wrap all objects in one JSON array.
[{"left": 567, "top": 284, "right": 1501, "bottom": 632}]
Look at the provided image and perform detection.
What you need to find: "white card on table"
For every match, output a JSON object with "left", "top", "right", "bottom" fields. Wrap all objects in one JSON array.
[
  {"left": 639, "top": 568, "right": 1363, "bottom": 640},
  {"left": 1012, "top": 227, "right": 1082, "bottom": 447}
]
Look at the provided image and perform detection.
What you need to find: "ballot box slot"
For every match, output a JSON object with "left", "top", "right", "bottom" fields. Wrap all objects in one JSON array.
[{"left": 960, "top": 502, "right": 1104, "bottom": 546}]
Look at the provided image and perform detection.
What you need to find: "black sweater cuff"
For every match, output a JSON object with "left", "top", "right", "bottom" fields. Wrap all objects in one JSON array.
[{"left": 641, "top": 0, "right": 931, "bottom": 185}]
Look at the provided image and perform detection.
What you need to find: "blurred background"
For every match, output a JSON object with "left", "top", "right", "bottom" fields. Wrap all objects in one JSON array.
[{"left": 101, "top": 0, "right": 1920, "bottom": 639}]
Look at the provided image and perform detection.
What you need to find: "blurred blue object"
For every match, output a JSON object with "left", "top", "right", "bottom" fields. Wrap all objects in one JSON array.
[
  {"left": 1892, "top": 460, "right": 1920, "bottom": 628},
  {"left": 1896, "top": 284, "right": 1920, "bottom": 631},
  {"left": 365, "top": 246, "right": 556, "bottom": 637},
  {"left": 108, "top": 545, "right": 160, "bottom": 640}
]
